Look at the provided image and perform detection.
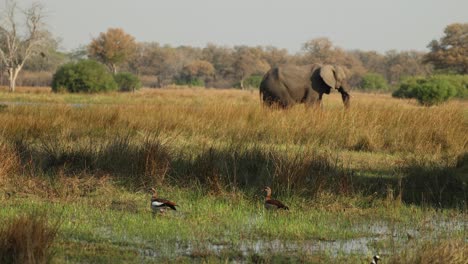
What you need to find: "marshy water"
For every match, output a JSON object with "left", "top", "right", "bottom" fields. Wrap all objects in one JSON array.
[{"left": 135, "top": 216, "right": 466, "bottom": 260}]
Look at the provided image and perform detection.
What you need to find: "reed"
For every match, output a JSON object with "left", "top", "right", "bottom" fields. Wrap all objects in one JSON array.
[{"left": 0, "top": 211, "right": 60, "bottom": 264}]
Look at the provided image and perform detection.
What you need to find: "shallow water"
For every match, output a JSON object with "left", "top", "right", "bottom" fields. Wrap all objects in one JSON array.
[{"left": 134, "top": 217, "right": 466, "bottom": 260}]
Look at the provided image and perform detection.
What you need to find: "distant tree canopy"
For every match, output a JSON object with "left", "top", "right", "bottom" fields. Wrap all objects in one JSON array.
[
  {"left": 23, "top": 31, "right": 67, "bottom": 72},
  {"left": 232, "top": 46, "right": 270, "bottom": 89},
  {"left": 302, "top": 38, "right": 336, "bottom": 64},
  {"left": 8, "top": 22, "right": 468, "bottom": 91},
  {"left": 178, "top": 60, "right": 215, "bottom": 87},
  {"left": 88, "top": 28, "right": 137, "bottom": 74},
  {"left": 424, "top": 23, "right": 468, "bottom": 74}
]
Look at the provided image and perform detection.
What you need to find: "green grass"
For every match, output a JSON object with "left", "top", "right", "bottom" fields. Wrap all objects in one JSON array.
[{"left": 1, "top": 187, "right": 465, "bottom": 263}]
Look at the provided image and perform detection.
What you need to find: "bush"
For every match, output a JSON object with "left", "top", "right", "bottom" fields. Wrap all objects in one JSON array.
[
  {"left": 443, "top": 74, "right": 468, "bottom": 99},
  {"left": 175, "top": 78, "right": 205, "bottom": 87},
  {"left": 359, "top": 73, "right": 389, "bottom": 91},
  {"left": 393, "top": 75, "right": 462, "bottom": 105},
  {"left": 114, "top": 72, "right": 142, "bottom": 92},
  {"left": 0, "top": 211, "right": 60, "bottom": 264},
  {"left": 414, "top": 78, "right": 457, "bottom": 105},
  {"left": 244, "top": 75, "right": 263, "bottom": 89},
  {"left": 392, "top": 76, "right": 422, "bottom": 99},
  {"left": 51, "top": 60, "right": 117, "bottom": 93}
]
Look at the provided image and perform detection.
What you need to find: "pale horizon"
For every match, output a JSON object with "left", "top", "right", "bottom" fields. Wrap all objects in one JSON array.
[{"left": 12, "top": 0, "right": 468, "bottom": 53}]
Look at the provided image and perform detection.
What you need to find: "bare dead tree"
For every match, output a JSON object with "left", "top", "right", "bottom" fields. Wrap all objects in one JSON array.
[{"left": 0, "top": 0, "right": 47, "bottom": 92}]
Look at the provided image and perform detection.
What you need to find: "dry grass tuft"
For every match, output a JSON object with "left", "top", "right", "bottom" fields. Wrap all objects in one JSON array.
[
  {"left": 0, "top": 211, "right": 60, "bottom": 264},
  {"left": 0, "top": 86, "right": 51, "bottom": 94},
  {"left": 390, "top": 239, "right": 468, "bottom": 264},
  {"left": 0, "top": 141, "right": 20, "bottom": 186}
]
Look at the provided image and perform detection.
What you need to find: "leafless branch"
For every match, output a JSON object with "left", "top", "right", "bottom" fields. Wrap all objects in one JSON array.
[{"left": 0, "top": 0, "right": 47, "bottom": 91}]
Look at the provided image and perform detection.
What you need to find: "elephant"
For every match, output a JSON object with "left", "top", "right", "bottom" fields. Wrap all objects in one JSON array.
[{"left": 259, "top": 64, "right": 351, "bottom": 108}]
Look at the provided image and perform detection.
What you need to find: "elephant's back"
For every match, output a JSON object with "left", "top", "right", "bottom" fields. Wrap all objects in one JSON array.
[
  {"left": 279, "top": 64, "right": 319, "bottom": 79},
  {"left": 278, "top": 64, "right": 317, "bottom": 92}
]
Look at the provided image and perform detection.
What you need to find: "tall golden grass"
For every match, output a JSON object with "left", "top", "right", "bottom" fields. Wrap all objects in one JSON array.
[
  {"left": 0, "top": 141, "right": 19, "bottom": 186},
  {"left": 0, "top": 88, "right": 466, "bottom": 204},
  {"left": 0, "top": 89, "right": 465, "bottom": 154},
  {"left": 0, "top": 211, "right": 60, "bottom": 264},
  {"left": 0, "top": 86, "right": 51, "bottom": 94},
  {"left": 390, "top": 239, "right": 467, "bottom": 264}
]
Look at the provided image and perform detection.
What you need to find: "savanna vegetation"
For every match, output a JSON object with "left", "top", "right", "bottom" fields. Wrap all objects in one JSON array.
[
  {"left": 0, "top": 0, "right": 467, "bottom": 263},
  {"left": 393, "top": 75, "right": 468, "bottom": 105},
  {"left": 0, "top": 87, "right": 466, "bottom": 263},
  {"left": 1, "top": 0, "right": 465, "bottom": 94}
]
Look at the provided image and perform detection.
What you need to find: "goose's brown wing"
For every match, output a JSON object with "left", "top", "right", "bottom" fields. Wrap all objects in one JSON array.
[
  {"left": 266, "top": 199, "right": 289, "bottom": 210},
  {"left": 153, "top": 198, "right": 178, "bottom": 210}
]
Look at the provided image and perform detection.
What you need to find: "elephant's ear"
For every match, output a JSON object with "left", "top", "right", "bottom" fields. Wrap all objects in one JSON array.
[
  {"left": 334, "top": 66, "right": 347, "bottom": 82},
  {"left": 320, "top": 65, "right": 336, "bottom": 88}
]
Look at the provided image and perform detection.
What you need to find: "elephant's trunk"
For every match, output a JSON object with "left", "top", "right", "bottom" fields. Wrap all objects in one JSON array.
[{"left": 338, "top": 87, "right": 350, "bottom": 108}]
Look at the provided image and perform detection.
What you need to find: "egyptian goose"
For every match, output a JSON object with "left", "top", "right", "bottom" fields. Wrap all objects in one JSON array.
[
  {"left": 150, "top": 188, "right": 177, "bottom": 214},
  {"left": 263, "top": 186, "right": 289, "bottom": 210},
  {"left": 370, "top": 255, "right": 380, "bottom": 264}
]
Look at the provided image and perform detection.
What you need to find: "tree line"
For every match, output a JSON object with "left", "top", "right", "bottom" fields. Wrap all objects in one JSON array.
[
  {"left": 0, "top": 35, "right": 435, "bottom": 90},
  {"left": 0, "top": 0, "right": 466, "bottom": 91}
]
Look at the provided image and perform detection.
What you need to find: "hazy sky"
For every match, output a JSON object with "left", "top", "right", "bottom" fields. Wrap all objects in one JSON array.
[{"left": 13, "top": 0, "right": 468, "bottom": 53}]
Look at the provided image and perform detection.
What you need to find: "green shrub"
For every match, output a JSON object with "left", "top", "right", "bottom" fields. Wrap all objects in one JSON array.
[
  {"left": 175, "top": 77, "right": 205, "bottom": 87},
  {"left": 359, "top": 73, "right": 389, "bottom": 91},
  {"left": 392, "top": 76, "right": 421, "bottom": 99},
  {"left": 244, "top": 75, "right": 263, "bottom": 89},
  {"left": 51, "top": 60, "right": 117, "bottom": 93},
  {"left": 443, "top": 74, "right": 468, "bottom": 99},
  {"left": 114, "top": 72, "right": 142, "bottom": 92},
  {"left": 234, "top": 75, "right": 264, "bottom": 89},
  {"left": 415, "top": 78, "right": 457, "bottom": 105},
  {"left": 393, "top": 75, "right": 463, "bottom": 105}
]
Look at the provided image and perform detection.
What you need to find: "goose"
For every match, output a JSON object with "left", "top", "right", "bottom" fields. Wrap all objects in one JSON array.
[
  {"left": 370, "top": 255, "right": 380, "bottom": 264},
  {"left": 150, "top": 188, "right": 177, "bottom": 215},
  {"left": 263, "top": 186, "right": 289, "bottom": 210}
]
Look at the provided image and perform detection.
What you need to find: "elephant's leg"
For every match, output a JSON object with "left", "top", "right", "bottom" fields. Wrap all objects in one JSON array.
[
  {"left": 338, "top": 87, "right": 350, "bottom": 108},
  {"left": 304, "top": 89, "right": 321, "bottom": 108},
  {"left": 273, "top": 83, "right": 295, "bottom": 108},
  {"left": 278, "top": 90, "right": 295, "bottom": 108},
  {"left": 260, "top": 89, "right": 275, "bottom": 107}
]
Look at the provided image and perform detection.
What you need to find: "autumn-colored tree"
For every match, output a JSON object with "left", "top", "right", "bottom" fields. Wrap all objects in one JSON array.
[
  {"left": 180, "top": 60, "right": 215, "bottom": 86},
  {"left": 233, "top": 46, "right": 270, "bottom": 89},
  {"left": 423, "top": 23, "right": 468, "bottom": 74},
  {"left": 88, "top": 28, "right": 137, "bottom": 74},
  {"left": 301, "top": 38, "right": 366, "bottom": 87},
  {"left": 201, "top": 44, "right": 235, "bottom": 86},
  {"left": 0, "top": 0, "right": 48, "bottom": 92},
  {"left": 301, "top": 37, "right": 336, "bottom": 64},
  {"left": 184, "top": 60, "right": 215, "bottom": 78},
  {"left": 262, "top": 46, "right": 291, "bottom": 67}
]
